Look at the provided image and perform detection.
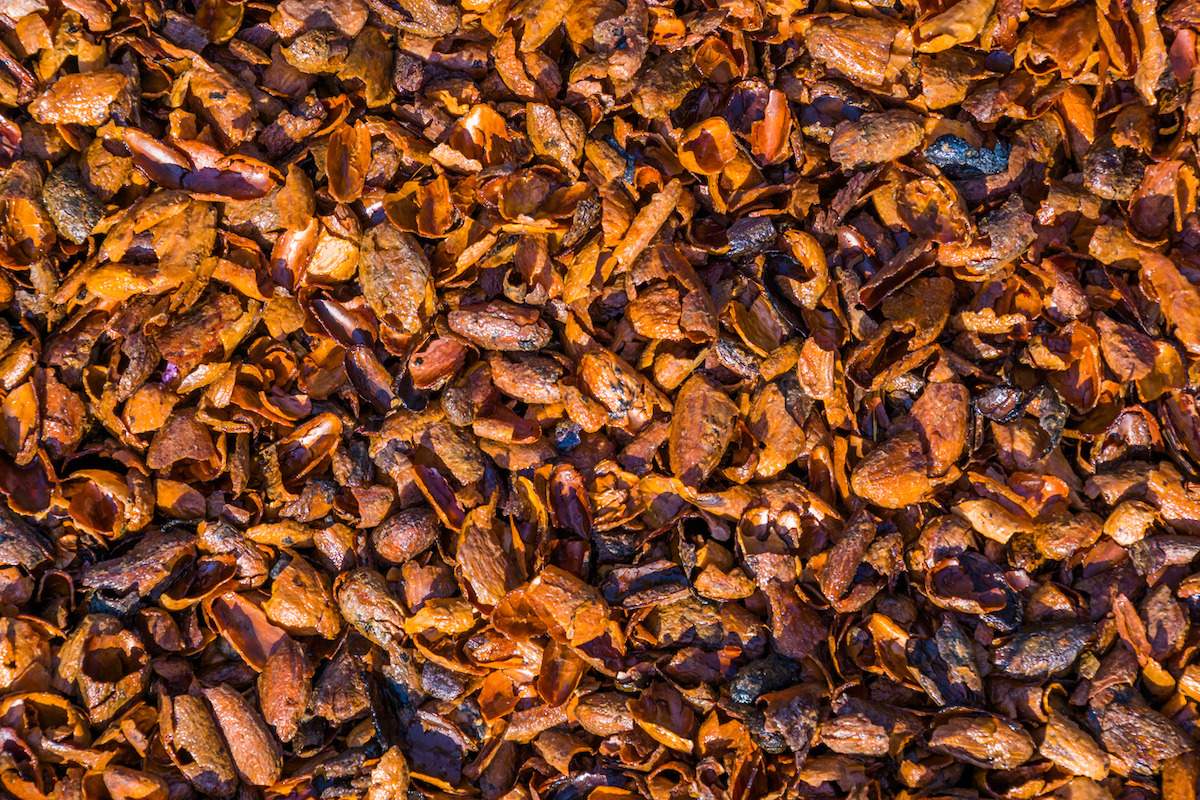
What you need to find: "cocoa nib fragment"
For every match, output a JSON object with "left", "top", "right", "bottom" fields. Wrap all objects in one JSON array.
[
  {"left": 43, "top": 161, "right": 102, "bottom": 245},
  {"left": 1089, "top": 687, "right": 1192, "bottom": 775},
  {"left": 991, "top": 622, "right": 1097, "bottom": 679},
  {"left": 448, "top": 301, "right": 552, "bottom": 352},
  {"left": 729, "top": 655, "right": 805, "bottom": 704},
  {"left": 929, "top": 712, "right": 1034, "bottom": 770},
  {"left": 81, "top": 531, "right": 196, "bottom": 595}
]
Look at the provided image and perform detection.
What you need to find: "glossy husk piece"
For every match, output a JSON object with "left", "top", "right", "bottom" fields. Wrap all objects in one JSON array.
[{"left": 0, "top": 0, "right": 1199, "bottom": 798}]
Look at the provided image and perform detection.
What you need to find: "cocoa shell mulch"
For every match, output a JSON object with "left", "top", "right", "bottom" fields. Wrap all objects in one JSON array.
[{"left": 0, "top": 0, "right": 1198, "bottom": 799}]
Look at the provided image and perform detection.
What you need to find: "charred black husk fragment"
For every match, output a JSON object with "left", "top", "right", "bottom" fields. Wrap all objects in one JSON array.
[{"left": 924, "top": 135, "right": 1011, "bottom": 180}]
